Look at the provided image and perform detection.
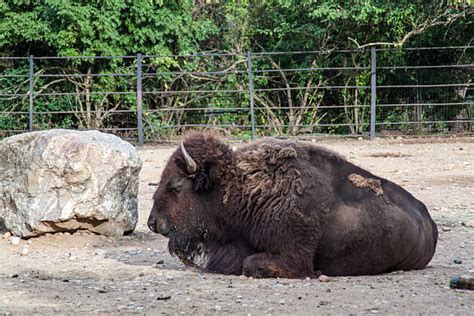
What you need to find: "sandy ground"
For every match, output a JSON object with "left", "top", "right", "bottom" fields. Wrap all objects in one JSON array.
[{"left": 0, "top": 136, "right": 473, "bottom": 315}]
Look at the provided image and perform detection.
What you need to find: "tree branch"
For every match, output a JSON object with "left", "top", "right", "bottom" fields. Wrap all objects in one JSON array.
[{"left": 348, "top": 8, "right": 470, "bottom": 48}]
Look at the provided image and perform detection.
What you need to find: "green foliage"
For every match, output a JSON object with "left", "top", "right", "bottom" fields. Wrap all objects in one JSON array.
[
  {"left": 0, "top": 1, "right": 472, "bottom": 138},
  {"left": 0, "top": 0, "right": 217, "bottom": 57}
]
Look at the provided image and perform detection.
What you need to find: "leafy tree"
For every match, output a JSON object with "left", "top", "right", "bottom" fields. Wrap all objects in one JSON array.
[
  {"left": 0, "top": 0, "right": 219, "bottom": 130},
  {"left": 0, "top": 0, "right": 472, "bottom": 137}
]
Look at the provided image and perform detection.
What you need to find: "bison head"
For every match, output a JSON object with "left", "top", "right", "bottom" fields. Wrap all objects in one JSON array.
[{"left": 147, "top": 132, "right": 232, "bottom": 266}]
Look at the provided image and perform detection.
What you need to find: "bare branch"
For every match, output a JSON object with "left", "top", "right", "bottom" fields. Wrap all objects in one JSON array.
[{"left": 348, "top": 8, "right": 470, "bottom": 48}]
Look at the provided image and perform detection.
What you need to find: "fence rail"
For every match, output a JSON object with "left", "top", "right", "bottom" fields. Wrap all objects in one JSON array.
[{"left": 1, "top": 46, "right": 473, "bottom": 143}]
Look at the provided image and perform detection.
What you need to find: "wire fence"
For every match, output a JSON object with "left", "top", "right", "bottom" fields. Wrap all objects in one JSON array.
[{"left": 1, "top": 46, "right": 473, "bottom": 144}]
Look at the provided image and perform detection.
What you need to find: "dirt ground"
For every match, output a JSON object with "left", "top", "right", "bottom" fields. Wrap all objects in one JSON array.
[{"left": 1, "top": 136, "right": 473, "bottom": 315}]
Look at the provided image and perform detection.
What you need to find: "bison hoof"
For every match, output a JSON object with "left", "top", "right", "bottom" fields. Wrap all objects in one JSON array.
[
  {"left": 242, "top": 262, "right": 274, "bottom": 278},
  {"left": 242, "top": 255, "right": 296, "bottom": 279}
]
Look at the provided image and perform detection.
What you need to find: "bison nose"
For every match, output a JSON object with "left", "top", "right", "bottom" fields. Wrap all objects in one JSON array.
[
  {"left": 147, "top": 218, "right": 158, "bottom": 233},
  {"left": 147, "top": 216, "right": 171, "bottom": 237}
]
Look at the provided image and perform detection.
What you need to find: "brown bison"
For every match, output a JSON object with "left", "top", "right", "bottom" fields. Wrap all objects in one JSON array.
[{"left": 147, "top": 132, "right": 438, "bottom": 278}]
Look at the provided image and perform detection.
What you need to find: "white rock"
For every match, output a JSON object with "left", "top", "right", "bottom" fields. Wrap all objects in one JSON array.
[
  {"left": 10, "top": 236, "right": 21, "bottom": 245},
  {"left": 20, "top": 248, "right": 29, "bottom": 256},
  {"left": 2, "top": 231, "right": 11, "bottom": 239},
  {"left": 318, "top": 274, "right": 331, "bottom": 282},
  {"left": 0, "top": 130, "right": 142, "bottom": 238}
]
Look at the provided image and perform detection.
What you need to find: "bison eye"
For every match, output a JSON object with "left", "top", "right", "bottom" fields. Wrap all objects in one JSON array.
[
  {"left": 171, "top": 185, "right": 182, "bottom": 193},
  {"left": 167, "top": 180, "right": 183, "bottom": 193}
]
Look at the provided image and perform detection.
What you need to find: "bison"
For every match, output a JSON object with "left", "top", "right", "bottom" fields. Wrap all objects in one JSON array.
[{"left": 147, "top": 132, "right": 438, "bottom": 278}]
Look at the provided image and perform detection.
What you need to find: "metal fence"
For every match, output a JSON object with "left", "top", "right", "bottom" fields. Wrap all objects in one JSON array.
[{"left": 1, "top": 46, "right": 473, "bottom": 144}]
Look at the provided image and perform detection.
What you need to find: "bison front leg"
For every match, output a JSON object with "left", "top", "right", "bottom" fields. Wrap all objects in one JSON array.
[
  {"left": 242, "top": 253, "right": 314, "bottom": 279},
  {"left": 204, "top": 241, "right": 255, "bottom": 276}
]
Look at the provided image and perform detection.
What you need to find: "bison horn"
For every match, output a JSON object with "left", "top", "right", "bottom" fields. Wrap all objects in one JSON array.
[{"left": 180, "top": 142, "right": 197, "bottom": 174}]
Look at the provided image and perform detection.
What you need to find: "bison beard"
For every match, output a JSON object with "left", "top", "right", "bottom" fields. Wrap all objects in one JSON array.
[{"left": 147, "top": 132, "right": 438, "bottom": 278}]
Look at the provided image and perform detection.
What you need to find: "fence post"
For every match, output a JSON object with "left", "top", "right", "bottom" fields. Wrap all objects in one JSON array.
[
  {"left": 136, "top": 53, "right": 144, "bottom": 146},
  {"left": 28, "top": 55, "right": 34, "bottom": 131},
  {"left": 246, "top": 51, "right": 256, "bottom": 139},
  {"left": 370, "top": 47, "right": 377, "bottom": 140}
]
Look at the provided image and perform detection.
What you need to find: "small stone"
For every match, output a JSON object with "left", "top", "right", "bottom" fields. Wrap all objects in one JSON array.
[
  {"left": 2, "top": 232, "right": 11, "bottom": 239},
  {"left": 461, "top": 221, "right": 474, "bottom": 228},
  {"left": 94, "top": 249, "right": 107, "bottom": 256},
  {"left": 318, "top": 275, "right": 330, "bottom": 282},
  {"left": 450, "top": 275, "right": 474, "bottom": 290},
  {"left": 211, "top": 305, "right": 221, "bottom": 311},
  {"left": 453, "top": 259, "right": 462, "bottom": 264},
  {"left": 442, "top": 226, "right": 451, "bottom": 232},
  {"left": 10, "top": 236, "right": 21, "bottom": 245},
  {"left": 20, "top": 248, "right": 29, "bottom": 256}
]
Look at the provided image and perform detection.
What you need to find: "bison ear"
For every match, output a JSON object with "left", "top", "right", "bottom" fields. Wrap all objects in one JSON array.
[{"left": 192, "top": 168, "right": 212, "bottom": 192}]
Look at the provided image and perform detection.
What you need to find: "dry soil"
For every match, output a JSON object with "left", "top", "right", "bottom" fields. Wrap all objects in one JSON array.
[{"left": 0, "top": 136, "right": 473, "bottom": 315}]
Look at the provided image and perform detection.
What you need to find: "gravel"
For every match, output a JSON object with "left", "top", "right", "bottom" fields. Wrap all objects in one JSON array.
[{"left": 0, "top": 136, "right": 472, "bottom": 314}]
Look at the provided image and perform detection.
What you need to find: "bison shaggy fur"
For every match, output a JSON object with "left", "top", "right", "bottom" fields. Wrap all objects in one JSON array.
[{"left": 147, "top": 132, "right": 438, "bottom": 278}]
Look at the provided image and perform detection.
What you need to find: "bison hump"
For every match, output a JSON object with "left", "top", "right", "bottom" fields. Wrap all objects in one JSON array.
[{"left": 224, "top": 142, "right": 305, "bottom": 212}]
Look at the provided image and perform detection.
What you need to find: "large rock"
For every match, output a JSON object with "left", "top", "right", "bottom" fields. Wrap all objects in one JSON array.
[{"left": 0, "top": 129, "right": 142, "bottom": 237}]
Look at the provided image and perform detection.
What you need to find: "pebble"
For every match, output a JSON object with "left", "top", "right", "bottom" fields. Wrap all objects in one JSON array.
[
  {"left": 453, "top": 259, "right": 462, "bottom": 264},
  {"left": 94, "top": 249, "right": 107, "bottom": 256},
  {"left": 2, "top": 232, "right": 11, "bottom": 240},
  {"left": 10, "top": 236, "right": 21, "bottom": 245},
  {"left": 318, "top": 275, "right": 330, "bottom": 282},
  {"left": 441, "top": 226, "right": 451, "bottom": 232},
  {"left": 20, "top": 248, "right": 29, "bottom": 256},
  {"left": 462, "top": 221, "right": 474, "bottom": 228},
  {"left": 210, "top": 305, "right": 222, "bottom": 311}
]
